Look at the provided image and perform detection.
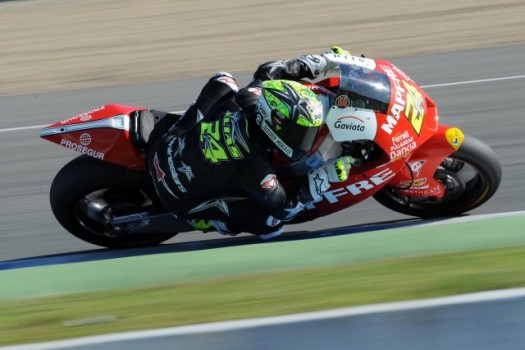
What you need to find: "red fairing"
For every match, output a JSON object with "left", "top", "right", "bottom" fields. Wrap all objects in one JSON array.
[
  {"left": 373, "top": 61, "right": 439, "bottom": 160},
  {"left": 385, "top": 124, "right": 466, "bottom": 199},
  {"left": 295, "top": 59, "right": 451, "bottom": 220},
  {"left": 40, "top": 104, "right": 147, "bottom": 171}
]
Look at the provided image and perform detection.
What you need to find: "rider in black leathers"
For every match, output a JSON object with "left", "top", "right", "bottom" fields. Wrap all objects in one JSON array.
[{"left": 147, "top": 47, "right": 353, "bottom": 239}]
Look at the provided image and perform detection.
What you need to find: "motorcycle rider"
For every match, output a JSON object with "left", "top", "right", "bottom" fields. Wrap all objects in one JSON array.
[{"left": 147, "top": 46, "right": 354, "bottom": 239}]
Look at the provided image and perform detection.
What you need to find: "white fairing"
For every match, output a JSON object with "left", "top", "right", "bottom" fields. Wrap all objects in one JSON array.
[
  {"left": 323, "top": 52, "right": 377, "bottom": 71},
  {"left": 39, "top": 114, "right": 130, "bottom": 137},
  {"left": 326, "top": 107, "right": 377, "bottom": 142}
]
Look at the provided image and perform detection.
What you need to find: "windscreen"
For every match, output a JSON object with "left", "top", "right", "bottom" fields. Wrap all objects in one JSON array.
[{"left": 337, "top": 63, "right": 391, "bottom": 114}]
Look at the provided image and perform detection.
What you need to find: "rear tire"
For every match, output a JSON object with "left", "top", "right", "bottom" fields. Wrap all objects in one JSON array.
[
  {"left": 50, "top": 156, "right": 178, "bottom": 248},
  {"left": 373, "top": 135, "right": 502, "bottom": 218}
]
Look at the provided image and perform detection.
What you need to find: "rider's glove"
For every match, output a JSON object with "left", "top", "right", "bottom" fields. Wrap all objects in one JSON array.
[
  {"left": 322, "top": 46, "right": 352, "bottom": 73},
  {"left": 325, "top": 156, "right": 354, "bottom": 183},
  {"left": 307, "top": 156, "right": 355, "bottom": 201},
  {"left": 325, "top": 46, "right": 352, "bottom": 56},
  {"left": 298, "top": 46, "right": 352, "bottom": 79},
  {"left": 297, "top": 54, "right": 329, "bottom": 79}
]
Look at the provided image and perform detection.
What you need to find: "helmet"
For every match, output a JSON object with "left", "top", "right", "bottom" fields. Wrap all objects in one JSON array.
[{"left": 255, "top": 80, "right": 323, "bottom": 161}]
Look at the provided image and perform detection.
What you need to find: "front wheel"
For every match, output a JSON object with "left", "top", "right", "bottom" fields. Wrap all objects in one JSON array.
[
  {"left": 373, "top": 135, "right": 502, "bottom": 218},
  {"left": 50, "top": 156, "right": 178, "bottom": 248}
]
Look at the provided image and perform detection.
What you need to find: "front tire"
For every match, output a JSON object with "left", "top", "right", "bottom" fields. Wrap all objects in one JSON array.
[
  {"left": 50, "top": 156, "right": 178, "bottom": 248},
  {"left": 373, "top": 135, "right": 502, "bottom": 218}
]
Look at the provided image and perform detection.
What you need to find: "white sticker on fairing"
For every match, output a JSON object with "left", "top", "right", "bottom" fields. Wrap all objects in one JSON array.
[
  {"left": 323, "top": 52, "right": 377, "bottom": 71},
  {"left": 326, "top": 107, "right": 377, "bottom": 142}
]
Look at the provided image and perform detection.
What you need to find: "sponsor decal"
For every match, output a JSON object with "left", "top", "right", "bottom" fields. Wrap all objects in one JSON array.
[
  {"left": 153, "top": 153, "right": 165, "bottom": 182},
  {"left": 334, "top": 116, "right": 366, "bottom": 131},
  {"left": 307, "top": 167, "right": 396, "bottom": 205},
  {"left": 445, "top": 127, "right": 464, "bottom": 150},
  {"left": 399, "top": 178, "right": 427, "bottom": 188},
  {"left": 326, "top": 108, "right": 377, "bottom": 142},
  {"left": 172, "top": 135, "right": 186, "bottom": 158},
  {"left": 188, "top": 199, "right": 230, "bottom": 216},
  {"left": 403, "top": 82, "right": 425, "bottom": 134},
  {"left": 256, "top": 98, "right": 270, "bottom": 123},
  {"left": 390, "top": 130, "right": 416, "bottom": 159},
  {"left": 79, "top": 133, "right": 91, "bottom": 146},
  {"left": 166, "top": 138, "right": 187, "bottom": 193},
  {"left": 403, "top": 184, "right": 443, "bottom": 197},
  {"left": 225, "top": 111, "right": 250, "bottom": 158},
  {"left": 380, "top": 65, "right": 425, "bottom": 135},
  {"left": 408, "top": 160, "right": 426, "bottom": 176},
  {"left": 153, "top": 152, "right": 177, "bottom": 197},
  {"left": 308, "top": 101, "right": 324, "bottom": 123},
  {"left": 335, "top": 95, "right": 350, "bottom": 108},
  {"left": 200, "top": 121, "right": 229, "bottom": 163},
  {"left": 261, "top": 122, "right": 293, "bottom": 157},
  {"left": 327, "top": 54, "right": 376, "bottom": 70},
  {"left": 398, "top": 161, "right": 428, "bottom": 188},
  {"left": 60, "top": 139, "right": 104, "bottom": 159},
  {"left": 284, "top": 202, "right": 306, "bottom": 220},
  {"left": 265, "top": 215, "right": 282, "bottom": 227},
  {"left": 177, "top": 161, "right": 195, "bottom": 182},
  {"left": 261, "top": 174, "right": 278, "bottom": 189},
  {"left": 196, "top": 109, "right": 205, "bottom": 124},
  {"left": 60, "top": 106, "right": 104, "bottom": 125},
  {"left": 199, "top": 112, "right": 248, "bottom": 164},
  {"left": 309, "top": 170, "right": 329, "bottom": 199},
  {"left": 380, "top": 65, "right": 406, "bottom": 135}
]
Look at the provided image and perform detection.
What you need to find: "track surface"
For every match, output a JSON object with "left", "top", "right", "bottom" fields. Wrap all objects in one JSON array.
[{"left": 1, "top": 45, "right": 524, "bottom": 261}]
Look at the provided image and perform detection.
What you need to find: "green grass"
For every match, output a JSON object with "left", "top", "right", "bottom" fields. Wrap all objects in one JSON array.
[{"left": 1, "top": 245, "right": 525, "bottom": 346}]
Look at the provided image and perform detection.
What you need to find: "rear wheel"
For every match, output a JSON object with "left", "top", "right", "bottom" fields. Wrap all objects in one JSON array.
[
  {"left": 50, "top": 156, "right": 178, "bottom": 248},
  {"left": 373, "top": 135, "right": 502, "bottom": 218}
]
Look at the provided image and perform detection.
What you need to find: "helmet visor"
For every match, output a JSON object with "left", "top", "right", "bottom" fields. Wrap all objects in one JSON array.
[{"left": 273, "top": 115, "right": 320, "bottom": 154}]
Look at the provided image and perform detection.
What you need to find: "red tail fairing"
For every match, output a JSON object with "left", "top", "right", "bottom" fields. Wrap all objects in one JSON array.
[{"left": 40, "top": 104, "right": 147, "bottom": 170}]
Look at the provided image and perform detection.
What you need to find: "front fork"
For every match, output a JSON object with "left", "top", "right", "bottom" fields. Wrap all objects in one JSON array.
[{"left": 388, "top": 125, "right": 465, "bottom": 199}]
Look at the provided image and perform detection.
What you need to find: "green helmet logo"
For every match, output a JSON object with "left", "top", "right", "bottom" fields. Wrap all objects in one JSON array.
[
  {"left": 255, "top": 80, "right": 324, "bottom": 161},
  {"left": 260, "top": 80, "right": 323, "bottom": 126}
]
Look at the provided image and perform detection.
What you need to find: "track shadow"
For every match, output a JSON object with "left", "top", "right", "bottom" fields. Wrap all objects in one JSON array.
[{"left": 0, "top": 217, "right": 455, "bottom": 270}]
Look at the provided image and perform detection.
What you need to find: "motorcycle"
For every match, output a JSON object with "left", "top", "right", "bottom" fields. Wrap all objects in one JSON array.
[{"left": 40, "top": 54, "right": 502, "bottom": 248}]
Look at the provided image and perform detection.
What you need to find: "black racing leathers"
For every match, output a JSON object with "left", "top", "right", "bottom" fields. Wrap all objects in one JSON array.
[{"left": 147, "top": 58, "right": 318, "bottom": 235}]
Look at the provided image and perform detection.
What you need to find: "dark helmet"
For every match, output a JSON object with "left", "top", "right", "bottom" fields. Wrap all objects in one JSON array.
[{"left": 255, "top": 80, "right": 323, "bottom": 161}]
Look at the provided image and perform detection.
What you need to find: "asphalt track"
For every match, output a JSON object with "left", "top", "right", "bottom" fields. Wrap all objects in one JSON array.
[{"left": 1, "top": 45, "right": 525, "bottom": 262}]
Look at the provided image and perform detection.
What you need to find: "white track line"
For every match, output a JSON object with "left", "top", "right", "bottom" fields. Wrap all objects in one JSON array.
[
  {"left": 422, "top": 210, "right": 525, "bottom": 226},
  {"left": 421, "top": 74, "right": 525, "bottom": 88},
  {"left": 0, "top": 124, "right": 47, "bottom": 133},
  {"left": 3, "top": 287, "right": 525, "bottom": 350},
  {"left": 2, "top": 73, "right": 525, "bottom": 134}
]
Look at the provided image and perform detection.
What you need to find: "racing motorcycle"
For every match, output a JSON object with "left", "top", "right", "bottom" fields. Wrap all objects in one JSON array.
[{"left": 40, "top": 55, "right": 502, "bottom": 248}]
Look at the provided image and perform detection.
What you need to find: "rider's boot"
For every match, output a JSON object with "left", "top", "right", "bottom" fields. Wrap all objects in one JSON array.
[
  {"left": 187, "top": 219, "right": 239, "bottom": 237},
  {"left": 187, "top": 217, "right": 283, "bottom": 240}
]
